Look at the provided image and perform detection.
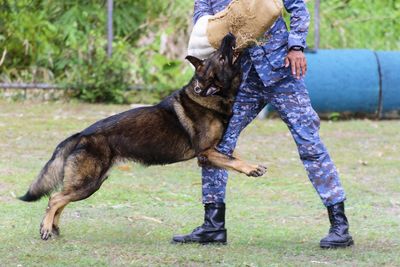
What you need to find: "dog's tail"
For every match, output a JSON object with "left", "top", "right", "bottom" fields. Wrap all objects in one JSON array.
[{"left": 19, "top": 133, "right": 81, "bottom": 202}]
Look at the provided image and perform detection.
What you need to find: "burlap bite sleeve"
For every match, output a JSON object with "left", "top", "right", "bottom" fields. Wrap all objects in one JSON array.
[{"left": 206, "top": 0, "right": 283, "bottom": 50}]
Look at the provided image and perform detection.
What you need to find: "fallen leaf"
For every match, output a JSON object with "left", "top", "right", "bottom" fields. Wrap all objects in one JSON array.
[
  {"left": 117, "top": 165, "right": 131, "bottom": 171},
  {"left": 358, "top": 160, "right": 368, "bottom": 166},
  {"left": 135, "top": 215, "right": 163, "bottom": 224}
]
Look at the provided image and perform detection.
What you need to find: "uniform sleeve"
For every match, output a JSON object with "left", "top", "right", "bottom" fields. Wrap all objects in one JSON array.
[
  {"left": 193, "top": 0, "right": 213, "bottom": 24},
  {"left": 284, "top": 0, "right": 311, "bottom": 49}
]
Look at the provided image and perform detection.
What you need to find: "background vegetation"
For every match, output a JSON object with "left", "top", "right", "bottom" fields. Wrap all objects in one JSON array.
[{"left": 0, "top": 0, "right": 399, "bottom": 103}]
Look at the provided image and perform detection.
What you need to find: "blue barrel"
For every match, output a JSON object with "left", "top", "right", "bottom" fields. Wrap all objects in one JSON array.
[
  {"left": 261, "top": 49, "right": 400, "bottom": 118},
  {"left": 304, "top": 49, "right": 400, "bottom": 115},
  {"left": 305, "top": 49, "right": 380, "bottom": 113}
]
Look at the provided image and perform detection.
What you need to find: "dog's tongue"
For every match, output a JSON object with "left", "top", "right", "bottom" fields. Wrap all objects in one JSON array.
[{"left": 206, "top": 86, "right": 218, "bottom": 96}]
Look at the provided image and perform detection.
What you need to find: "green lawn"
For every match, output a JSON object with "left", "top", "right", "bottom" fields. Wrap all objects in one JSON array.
[{"left": 0, "top": 101, "right": 399, "bottom": 266}]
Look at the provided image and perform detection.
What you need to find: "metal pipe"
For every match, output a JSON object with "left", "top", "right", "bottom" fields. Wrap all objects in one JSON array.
[
  {"left": 0, "top": 83, "right": 146, "bottom": 91},
  {"left": 107, "top": 0, "right": 113, "bottom": 58},
  {"left": 0, "top": 83, "right": 64, "bottom": 89},
  {"left": 314, "top": 0, "right": 320, "bottom": 50}
]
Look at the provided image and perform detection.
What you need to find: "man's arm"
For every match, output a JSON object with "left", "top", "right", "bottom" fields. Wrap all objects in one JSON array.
[
  {"left": 283, "top": 0, "right": 310, "bottom": 79},
  {"left": 193, "top": 0, "right": 213, "bottom": 24},
  {"left": 285, "top": 0, "right": 310, "bottom": 49}
]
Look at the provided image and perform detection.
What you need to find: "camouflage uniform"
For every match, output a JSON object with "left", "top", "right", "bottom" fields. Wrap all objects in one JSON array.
[{"left": 195, "top": 0, "right": 346, "bottom": 207}]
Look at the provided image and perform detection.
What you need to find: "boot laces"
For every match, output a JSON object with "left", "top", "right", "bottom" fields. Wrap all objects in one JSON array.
[
  {"left": 193, "top": 226, "right": 202, "bottom": 232},
  {"left": 193, "top": 223, "right": 209, "bottom": 232},
  {"left": 332, "top": 224, "right": 341, "bottom": 235}
]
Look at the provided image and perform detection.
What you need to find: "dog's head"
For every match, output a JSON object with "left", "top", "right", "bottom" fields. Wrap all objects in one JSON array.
[{"left": 186, "top": 33, "right": 242, "bottom": 97}]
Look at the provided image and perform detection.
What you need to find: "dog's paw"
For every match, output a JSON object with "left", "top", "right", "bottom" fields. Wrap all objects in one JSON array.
[
  {"left": 52, "top": 225, "right": 60, "bottom": 236},
  {"left": 40, "top": 223, "right": 53, "bottom": 240},
  {"left": 247, "top": 165, "right": 267, "bottom": 177}
]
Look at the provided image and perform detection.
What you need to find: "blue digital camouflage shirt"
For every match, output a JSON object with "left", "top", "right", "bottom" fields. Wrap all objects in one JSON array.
[{"left": 193, "top": 0, "right": 310, "bottom": 89}]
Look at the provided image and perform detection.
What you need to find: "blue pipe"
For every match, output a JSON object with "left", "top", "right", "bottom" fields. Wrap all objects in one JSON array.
[{"left": 304, "top": 49, "right": 400, "bottom": 116}]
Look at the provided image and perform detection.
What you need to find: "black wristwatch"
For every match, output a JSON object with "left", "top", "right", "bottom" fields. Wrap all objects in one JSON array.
[{"left": 289, "top": 45, "right": 304, "bottom": 52}]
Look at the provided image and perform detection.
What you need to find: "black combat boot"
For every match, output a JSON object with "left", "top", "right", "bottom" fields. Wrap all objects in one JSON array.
[
  {"left": 320, "top": 202, "right": 354, "bottom": 248},
  {"left": 172, "top": 203, "right": 227, "bottom": 244}
]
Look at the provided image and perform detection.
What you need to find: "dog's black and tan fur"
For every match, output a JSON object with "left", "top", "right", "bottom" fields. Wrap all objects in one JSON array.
[{"left": 20, "top": 34, "right": 266, "bottom": 240}]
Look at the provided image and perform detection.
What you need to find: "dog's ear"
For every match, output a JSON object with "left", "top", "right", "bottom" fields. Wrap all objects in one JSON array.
[{"left": 186, "top": 55, "right": 203, "bottom": 69}]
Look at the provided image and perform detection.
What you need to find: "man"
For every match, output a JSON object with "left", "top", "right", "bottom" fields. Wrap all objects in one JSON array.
[{"left": 173, "top": 0, "right": 354, "bottom": 249}]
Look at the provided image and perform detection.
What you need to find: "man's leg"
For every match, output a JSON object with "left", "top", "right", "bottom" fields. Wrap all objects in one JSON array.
[
  {"left": 269, "top": 77, "right": 353, "bottom": 248},
  {"left": 202, "top": 68, "right": 268, "bottom": 204},
  {"left": 269, "top": 79, "right": 345, "bottom": 206},
  {"left": 173, "top": 67, "right": 267, "bottom": 244},
  {"left": 202, "top": 90, "right": 267, "bottom": 203}
]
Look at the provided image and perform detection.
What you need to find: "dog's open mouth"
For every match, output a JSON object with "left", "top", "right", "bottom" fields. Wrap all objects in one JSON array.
[
  {"left": 195, "top": 85, "right": 219, "bottom": 97},
  {"left": 205, "top": 86, "right": 219, "bottom": 96},
  {"left": 193, "top": 80, "right": 220, "bottom": 97}
]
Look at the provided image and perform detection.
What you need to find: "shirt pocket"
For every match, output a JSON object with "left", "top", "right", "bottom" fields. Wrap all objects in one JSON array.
[
  {"left": 264, "top": 44, "right": 288, "bottom": 70},
  {"left": 262, "top": 40, "right": 291, "bottom": 85},
  {"left": 262, "top": 34, "right": 289, "bottom": 70}
]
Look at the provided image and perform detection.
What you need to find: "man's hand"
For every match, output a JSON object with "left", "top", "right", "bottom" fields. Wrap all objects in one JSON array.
[{"left": 285, "top": 50, "right": 307, "bottom": 80}]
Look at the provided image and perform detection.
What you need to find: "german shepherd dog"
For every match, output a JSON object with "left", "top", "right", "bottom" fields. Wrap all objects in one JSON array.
[{"left": 20, "top": 34, "right": 266, "bottom": 240}]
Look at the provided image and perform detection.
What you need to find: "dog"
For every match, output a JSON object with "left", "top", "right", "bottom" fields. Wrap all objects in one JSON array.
[{"left": 19, "top": 34, "right": 267, "bottom": 240}]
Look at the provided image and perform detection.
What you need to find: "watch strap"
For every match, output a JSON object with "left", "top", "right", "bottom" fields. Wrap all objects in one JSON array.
[{"left": 289, "top": 45, "right": 304, "bottom": 52}]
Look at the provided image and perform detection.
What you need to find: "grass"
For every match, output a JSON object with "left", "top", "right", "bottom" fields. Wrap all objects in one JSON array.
[{"left": 0, "top": 100, "right": 399, "bottom": 266}]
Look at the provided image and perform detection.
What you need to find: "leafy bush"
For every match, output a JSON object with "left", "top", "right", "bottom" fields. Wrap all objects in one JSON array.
[
  {"left": 1, "top": 0, "right": 399, "bottom": 103},
  {"left": 65, "top": 40, "right": 130, "bottom": 104},
  {"left": 0, "top": 0, "right": 193, "bottom": 103}
]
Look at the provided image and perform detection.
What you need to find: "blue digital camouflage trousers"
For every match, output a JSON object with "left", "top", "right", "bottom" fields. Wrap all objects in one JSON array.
[{"left": 202, "top": 66, "right": 346, "bottom": 207}]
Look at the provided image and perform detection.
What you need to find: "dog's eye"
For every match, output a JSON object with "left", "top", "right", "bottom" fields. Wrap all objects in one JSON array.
[
  {"left": 194, "top": 86, "right": 202, "bottom": 94},
  {"left": 193, "top": 79, "right": 203, "bottom": 94}
]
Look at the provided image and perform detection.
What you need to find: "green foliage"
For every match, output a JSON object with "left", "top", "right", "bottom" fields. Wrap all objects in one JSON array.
[
  {"left": 306, "top": 0, "right": 400, "bottom": 50},
  {"left": 328, "top": 112, "right": 341, "bottom": 121},
  {"left": 130, "top": 35, "right": 193, "bottom": 98},
  {"left": 0, "top": 0, "right": 399, "bottom": 103},
  {"left": 0, "top": 0, "right": 193, "bottom": 103},
  {"left": 66, "top": 40, "right": 131, "bottom": 104}
]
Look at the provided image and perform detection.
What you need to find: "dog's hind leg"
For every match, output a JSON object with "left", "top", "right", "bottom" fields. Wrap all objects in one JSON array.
[
  {"left": 40, "top": 192, "right": 71, "bottom": 240},
  {"left": 51, "top": 205, "right": 66, "bottom": 236},
  {"left": 39, "top": 148, "right": 111, "bottom": 240},
  {"left": 50, "top": 174, "right": 109, "bottom": 237}
]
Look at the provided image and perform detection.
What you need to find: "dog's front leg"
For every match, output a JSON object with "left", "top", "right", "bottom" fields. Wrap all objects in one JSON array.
[
  {"left": 197, "top": 149, "right": 239, "bottom": 167},
  {"left": 198, "top": 148, "right": 267, "bottom": 177}
]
